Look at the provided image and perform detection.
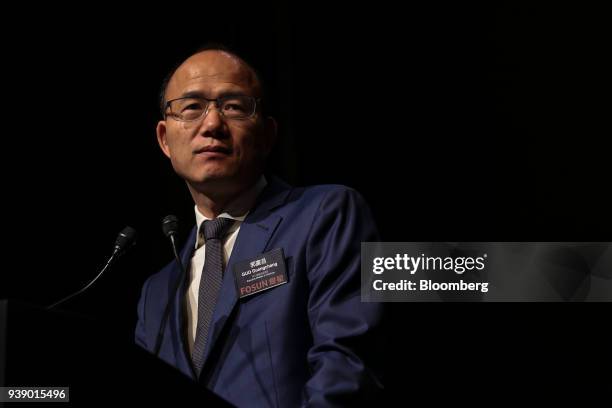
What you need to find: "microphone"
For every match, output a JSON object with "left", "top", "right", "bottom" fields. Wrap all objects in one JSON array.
[
  {"left": 162, "top": 214, "right": 180, "bottom": 252},
  {"left": 154, "top": 215, "right": 189, "bottom": 356},
  {"left": 113, "top": 226, "right": 138, "bottom": 256},
  {"left": 46, "top": 226, "right": 137, "bottom": 310}
]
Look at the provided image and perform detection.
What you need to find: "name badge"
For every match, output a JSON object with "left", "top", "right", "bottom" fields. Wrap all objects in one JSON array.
[{"left": 233, "top": 248, "right": 288, "bottom": 298}]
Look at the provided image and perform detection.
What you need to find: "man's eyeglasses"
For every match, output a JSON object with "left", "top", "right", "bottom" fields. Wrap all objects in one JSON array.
[{"left": 164, "top": 95, "right": 260, "bottom": 122}]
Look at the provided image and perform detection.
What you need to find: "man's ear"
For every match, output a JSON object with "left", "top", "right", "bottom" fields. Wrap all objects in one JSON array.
[
  {"left": 263, "top": 116, "right": 278, "bottom": 156},
  {"left": 156, "top": 120, "right": 172, "bottom": 159}
]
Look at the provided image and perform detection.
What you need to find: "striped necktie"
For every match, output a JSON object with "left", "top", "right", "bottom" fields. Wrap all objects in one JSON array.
[{"left": 191, "top": 217, "right": 234, "bottom": 375}]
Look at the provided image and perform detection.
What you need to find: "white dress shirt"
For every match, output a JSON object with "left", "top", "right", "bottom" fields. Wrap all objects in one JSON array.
[{"left": 185, "top": 176, "right": 267, "bottom": 353}]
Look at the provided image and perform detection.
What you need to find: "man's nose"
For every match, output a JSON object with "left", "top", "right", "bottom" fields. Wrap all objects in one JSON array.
[{"left": 198, "top": 104, "right": 226, "bottom": 137}]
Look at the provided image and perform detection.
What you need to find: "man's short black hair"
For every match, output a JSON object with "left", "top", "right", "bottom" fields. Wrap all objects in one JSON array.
[{"left": 158, "top": 42, "right": 268, "bottom": 117}]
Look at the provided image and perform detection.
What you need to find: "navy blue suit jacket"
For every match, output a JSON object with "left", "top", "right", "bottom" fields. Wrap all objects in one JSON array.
[{"left": 135, "top": 177, "right": 384, "bottom": 407}]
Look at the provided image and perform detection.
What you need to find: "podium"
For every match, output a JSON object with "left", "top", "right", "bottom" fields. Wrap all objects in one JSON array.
[{"left": 0, "top": 299, "right": 232, "bottom": 405}]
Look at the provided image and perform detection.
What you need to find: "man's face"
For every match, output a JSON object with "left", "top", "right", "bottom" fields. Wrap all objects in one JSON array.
[{"left": 157, "top": 51, "right": 275, "bottom": 195}]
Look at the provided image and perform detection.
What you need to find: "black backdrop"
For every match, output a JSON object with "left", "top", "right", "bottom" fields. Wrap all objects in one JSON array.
[{"left": 1, "top": 3, "right": 610, "bottom": 405}]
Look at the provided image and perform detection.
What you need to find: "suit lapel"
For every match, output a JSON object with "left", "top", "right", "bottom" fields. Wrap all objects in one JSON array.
[{"left": 201, "top": 177, "right": 291, "bottom": 366}]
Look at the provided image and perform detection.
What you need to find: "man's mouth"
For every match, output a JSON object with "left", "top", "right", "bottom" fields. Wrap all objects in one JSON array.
[{"left": 194, "top": 145, "right": 232, "bottom": 155}]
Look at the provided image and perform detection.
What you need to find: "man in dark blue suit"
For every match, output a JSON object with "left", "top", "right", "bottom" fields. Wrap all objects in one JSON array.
[{"left": 135, "top": 45, "right": 384, "bottom": 407}]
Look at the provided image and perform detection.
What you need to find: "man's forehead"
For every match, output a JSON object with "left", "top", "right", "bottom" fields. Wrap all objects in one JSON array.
[{"left": 167, "top": 50, "right": 259, "bottom": 97}]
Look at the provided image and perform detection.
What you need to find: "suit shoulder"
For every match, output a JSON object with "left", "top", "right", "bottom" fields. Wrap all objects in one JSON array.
[
  {"left": 140, "top": 257, "right": 176, "bottom": 291},
  {"left": 295, "top": 184, "right": 364, "bottom": 202},
  {"left": 289, "top": 184, "right": 369, "bottom": 210}
]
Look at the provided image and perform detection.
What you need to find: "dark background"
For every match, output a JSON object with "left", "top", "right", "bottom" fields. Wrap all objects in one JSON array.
[{"left": 1, "top": 2, "right": 610, "bottom": 405}]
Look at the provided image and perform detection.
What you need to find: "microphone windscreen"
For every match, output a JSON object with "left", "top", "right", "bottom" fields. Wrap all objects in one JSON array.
[
  {"left": 114, "top": 226, "right": 137, "bottom": 252},
  {"left": 162, "top": 215, "right": 179, "bottom": 238}
]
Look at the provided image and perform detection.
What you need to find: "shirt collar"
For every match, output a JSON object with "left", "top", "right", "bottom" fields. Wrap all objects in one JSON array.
[{"left": 194, "top": 175, "right": 267, "bottom": 249}]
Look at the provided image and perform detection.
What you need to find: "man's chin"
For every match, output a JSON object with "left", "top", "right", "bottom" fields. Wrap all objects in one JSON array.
[{"left": 188, "top": 172, "right": 237, "bottom": 191}]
